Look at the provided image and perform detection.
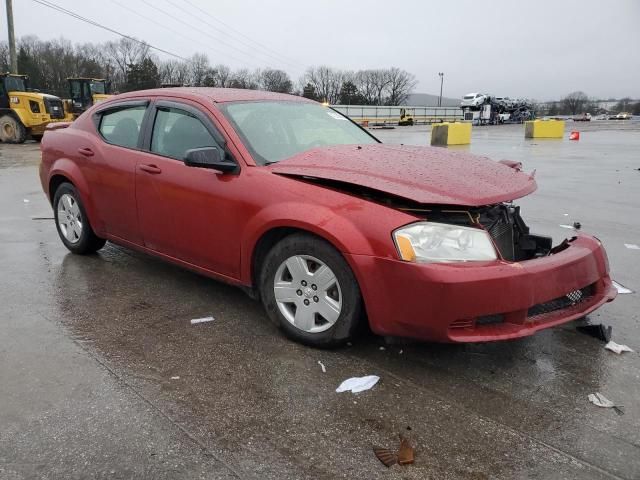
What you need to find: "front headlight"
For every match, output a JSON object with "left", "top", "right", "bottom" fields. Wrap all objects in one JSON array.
[{"left": 393, "top": 222, "right": 497, "bottom": 263}]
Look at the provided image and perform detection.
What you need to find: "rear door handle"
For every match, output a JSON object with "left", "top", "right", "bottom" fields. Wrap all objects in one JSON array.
[
  {"left": 139, "top": 164, "right": 162, "bottom": 174},
  {"left": 77, "top": 147, "right": 94, "bottom": 157}
]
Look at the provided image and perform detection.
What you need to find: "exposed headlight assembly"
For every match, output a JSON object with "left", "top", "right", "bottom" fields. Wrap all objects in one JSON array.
[{"left": 393, "top": 222, "right": 497, "bottom": 263}]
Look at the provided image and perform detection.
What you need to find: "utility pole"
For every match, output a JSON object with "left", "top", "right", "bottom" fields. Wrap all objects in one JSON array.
[
  {"left": 438, "top": 72, "right": 444, "bottom": 107},
  {"left": 6, "top": 0, "right": 18, "bottom": 73}
]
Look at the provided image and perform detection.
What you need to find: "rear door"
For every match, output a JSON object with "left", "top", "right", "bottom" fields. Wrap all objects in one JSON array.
[
  {"left": 89, "top": 100, "right": 151, "bottom": 245},
  {"left": 134, "top": 99, "right": 244, "bottom": 278}
]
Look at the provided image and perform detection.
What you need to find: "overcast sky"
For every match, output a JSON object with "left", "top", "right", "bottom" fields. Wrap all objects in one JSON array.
[{"left": 4, "top": 0, "right": 639, "bottom": 100}]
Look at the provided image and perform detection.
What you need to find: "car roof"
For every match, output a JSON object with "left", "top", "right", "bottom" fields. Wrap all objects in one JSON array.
[{"left": 113, "top": 87, "right": 315, "bottom": 104}]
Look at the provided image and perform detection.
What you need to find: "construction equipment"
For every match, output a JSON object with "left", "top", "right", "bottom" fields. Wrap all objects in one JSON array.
[
  {"left": 0, "top": 73, "right": 67, "bottom": 143},
  {"left": 398, "top": 107, "right": 414, "bottom": 126},
  {"left": 66, "top": 77, "right": 111, "bottom": 118}
]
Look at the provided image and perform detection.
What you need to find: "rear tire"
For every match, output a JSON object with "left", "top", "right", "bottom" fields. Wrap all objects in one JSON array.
[
  {"left": 53, "top": 182, "right": 106, "bottom": 254},
  {"left": 259, "top": 233, "right": 363, "bottom": 347},
  {"left": 0, "top": 115, "right": 27, "bottom": 143}
]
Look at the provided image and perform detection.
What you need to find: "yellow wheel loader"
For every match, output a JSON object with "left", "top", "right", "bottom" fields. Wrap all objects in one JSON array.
[
  {"left": 66, "top": 78, "right": 112, "bottom": 119},
  {"left": 0, "top": 73, "right": 67, "bottom": 143}
]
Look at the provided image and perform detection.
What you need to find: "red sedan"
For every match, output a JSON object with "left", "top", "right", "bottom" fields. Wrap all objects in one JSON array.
[{"left": 39, "top": 88, "right": 616, "bottom": 346}]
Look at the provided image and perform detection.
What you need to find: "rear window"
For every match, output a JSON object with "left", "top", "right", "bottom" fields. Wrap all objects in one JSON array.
[{"left": 98, "top": 106, "right": 146, "bottom": 149}]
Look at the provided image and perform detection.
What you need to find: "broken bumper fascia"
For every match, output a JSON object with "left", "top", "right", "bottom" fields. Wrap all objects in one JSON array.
[{"left": 347, "top": 235, "right": 616, "bottom": 343}]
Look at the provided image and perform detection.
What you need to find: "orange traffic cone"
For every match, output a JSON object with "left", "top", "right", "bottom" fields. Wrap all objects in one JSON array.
[{"left": 569, "top": 131, "right": 580, "bottom": 140}]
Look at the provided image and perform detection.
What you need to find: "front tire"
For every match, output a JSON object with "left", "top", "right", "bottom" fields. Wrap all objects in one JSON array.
[
  {"left": 259, "top": 233, "right": 363, "bottom": 347},
  {"left": 53, "top": 182, "right": 106, "bottom": 254},
  {"left": 0, "top": 115, "right": 27, "bottom": 143}
]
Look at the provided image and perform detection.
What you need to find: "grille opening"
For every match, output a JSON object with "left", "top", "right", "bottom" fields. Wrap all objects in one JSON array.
[
  {"left": 528, "top": 284, "right": 595, "bottom": 318},
  {"left": 476, "top": 314, "right": 505, "bottom": 326}
]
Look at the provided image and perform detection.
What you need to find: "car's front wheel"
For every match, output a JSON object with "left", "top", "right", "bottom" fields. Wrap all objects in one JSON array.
[
  {"left": 53, "top": 182, "right": 106, "bottom": 254},
  {"left": 260, "top": 233, "right": 363, "bottom": 347}
]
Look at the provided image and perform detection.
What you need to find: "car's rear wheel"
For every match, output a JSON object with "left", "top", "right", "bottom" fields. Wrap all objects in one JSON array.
[
  {"left": 260, "top": 233, "right": 363, "bottom": 347},
  {"left": 53, "top": 182, "right": 106, "bottom": 254}
]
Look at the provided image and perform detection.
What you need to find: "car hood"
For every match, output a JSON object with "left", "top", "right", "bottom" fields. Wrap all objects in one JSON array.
[{"left": 269, "top": 144, "right": 536, "bottom": 206}]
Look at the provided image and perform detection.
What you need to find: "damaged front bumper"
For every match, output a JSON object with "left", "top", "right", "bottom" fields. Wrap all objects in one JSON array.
[{"left": 347, "top": 234, "right": 616, "bottom": 342}]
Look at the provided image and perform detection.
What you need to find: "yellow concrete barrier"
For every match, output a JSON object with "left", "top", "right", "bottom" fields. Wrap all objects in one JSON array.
[
  {"left": 524, "top": 119, "right": 565, "bottom": 139},
  {"left": 431, "top": 122, "right": 472, "bottom": 146}
]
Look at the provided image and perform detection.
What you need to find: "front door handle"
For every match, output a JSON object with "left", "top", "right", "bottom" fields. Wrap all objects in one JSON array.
[
  {"left": 77, "top": 147, "right": 94, "bottom": 157},
  {"left": 139, "top": 164, "right": 162, "bottom": 174}
]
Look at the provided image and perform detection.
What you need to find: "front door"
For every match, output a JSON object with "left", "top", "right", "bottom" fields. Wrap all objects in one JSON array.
[{"left": 135, "top": 100, "right": 244, "bottom": 278}]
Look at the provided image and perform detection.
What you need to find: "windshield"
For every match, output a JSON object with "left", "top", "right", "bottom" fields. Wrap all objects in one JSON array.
[
  {"left": 90, "top": 81, "right": 106, "bottom": 94},
  {"left": 220, "top": 101, "right": 378, "bottom": 164},
  {"left": 5, "top": 76, "right": 27, "bottom": 92}
]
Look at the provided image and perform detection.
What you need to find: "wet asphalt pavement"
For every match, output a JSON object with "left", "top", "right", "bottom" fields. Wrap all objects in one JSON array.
[{"left": 1, "top": 122, "right": 639, "bottom": 479}]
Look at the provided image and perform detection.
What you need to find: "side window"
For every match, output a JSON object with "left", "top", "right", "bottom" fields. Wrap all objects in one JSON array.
[
  {"left": 151, "top": 107, "right": 217, "bottom": 160},
  {"left": 98, "top": 106, "right": 146, "bottom": 149}
]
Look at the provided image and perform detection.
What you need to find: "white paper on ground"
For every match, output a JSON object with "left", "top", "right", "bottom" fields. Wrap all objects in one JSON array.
[
  {"left": 559, "top": 224, "right": 575, "bottom": 229},
  {"left": 23, "top": 199, "right": 29, "bottom": 203},
  {"left": 190, "top": 316, "right": 214, "bottom": 325},
  {"left": 605, "top": 341, "right": 634, "bottom": 354},
  {"left": 588, "top": 392, "right": 615, "bottom": 408},
  {"left": 336, "top": 375, "right": 380, "bottom": 393},
  {"left": 318, "top": 361, "right": 326, "bottom": 373},
  {"left": 171, "top": 376, "right": 180, "bottom": 380},
  {"left": 612, "top": 280, "right": 633, "bottom": 294},
  {"left": 624, "top": 243, "right": 640, "bottom": 250}
]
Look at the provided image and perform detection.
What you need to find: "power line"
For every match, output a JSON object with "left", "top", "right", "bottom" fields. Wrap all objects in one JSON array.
[
  {"left": 30, "top": 0, "right": 188, "bottom": 61},
  {"left": 139, "top": 0, "right": 299, "bottom": 74},
  {"left": 107, "top": 0, "right": 257, "bottom": 70},
  {"left": 172, "top": 0, "right": 304, "bottom": 70}
]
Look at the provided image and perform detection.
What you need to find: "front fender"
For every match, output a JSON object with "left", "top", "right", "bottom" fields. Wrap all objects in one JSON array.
[
  {"left": 240, "top": 202, "right": 377, "bottom": 283},
  {"left": 48, "top": 158, "right": 104, "bottom": 234}
]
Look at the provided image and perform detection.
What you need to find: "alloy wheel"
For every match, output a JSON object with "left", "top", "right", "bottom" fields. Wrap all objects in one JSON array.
[{"left": 273, "top": 255, "right": 342, "bottom": 333}]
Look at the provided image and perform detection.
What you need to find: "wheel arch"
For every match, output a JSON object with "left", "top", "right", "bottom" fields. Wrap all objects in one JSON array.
[{"left": 48, "top": 160, "right": 104, "bottom": 234}]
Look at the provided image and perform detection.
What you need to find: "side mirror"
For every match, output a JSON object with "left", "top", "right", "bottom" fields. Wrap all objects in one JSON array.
[{"left": 184, "top": 147, "right": 238, "bottom": 173}]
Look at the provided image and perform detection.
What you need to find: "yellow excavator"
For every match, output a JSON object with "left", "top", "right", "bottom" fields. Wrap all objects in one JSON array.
[
  {"left": 65, "top": 77, "right": 112, "bottom": 119},
  {"left": 0, "top": 73, "right": 67, "bottom": 143},
  {"left": 399, "top": 107, "right": 414, "bottom": 126}
]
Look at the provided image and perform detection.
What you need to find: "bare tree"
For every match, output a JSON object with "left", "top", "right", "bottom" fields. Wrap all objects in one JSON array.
[
  {"left": 561, "top": 91, "right": 589, "bottom": 115},
  {"left": 385, "top": 67, "right": 416, "bottom": 105},
  {"left": 229, "top": 68, "right": 258, "bottom": 89},
  {"left": 353, "top": 70, "right": 378, "bottom": 105},
  {"left": 105, "top": 38, "right": 150, "bottom": 85},
  {"left": 189, "top": 53, "right": 210, "bottom": 86},
  {"left": 213, "top": 64, "right": 232, "bottom": 87},
  {"left": 256, "top": 68, "right": 292, "bottom": 93},
  {"left": 301, "top": 66, "right": 344, "bottom": 104}
]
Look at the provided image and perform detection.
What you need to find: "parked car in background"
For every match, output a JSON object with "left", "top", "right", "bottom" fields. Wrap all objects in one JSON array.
[
  {"left": 609, "top": 112, "right": 633, "bottom": 120},
  {"left": 460, "top": 92, "right": 487, "bottom": 107},
  {"left": 39, "top": 88, "right": 617, "bottom": 347},
  {"left": 573, "top": 113, "right": 591, "bottom": 121}
]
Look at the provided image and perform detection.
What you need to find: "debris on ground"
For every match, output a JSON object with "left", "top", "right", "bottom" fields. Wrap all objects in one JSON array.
[
  {"left": 379, "top": 346, "right": 385, "bottom": 351},
  {"left": 559, "top": 224, "right": 575, "bottom": 229},
  {"left": 373, "top": 434, "right": 415, "bottom": 467},
  {"left": 588, "top": 392, "right": 624, "bottom": 415},
  {"left": 336, "top": 375, "right": 380, "bottom": 393},
  {"left": 171, "top": 376, "right": 180, "bottom": 380},
  {"left": 190, "top": 316, "right": 214, "bottom": 325},
  {"left": 23, "top": 199, "right": 29, "bottom": 203},
  {"left": 576, "top": 324, "right": 612, "bottom": 342},
  {"left": 318, "top": 361, "right": 326, "bottom": 373},
  {"left": 573, "top": 221, "right": 582, "bottom": 230},
  {"left": 612, "top": 280, "right": 634, "bottom": 294},
  {"left": 605, "top": 341, "right": 634, "bottom": 354},
  {"left": 624, "top": 243, "right": 640, "bottom": 250}
]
